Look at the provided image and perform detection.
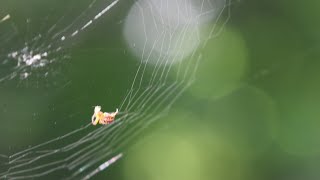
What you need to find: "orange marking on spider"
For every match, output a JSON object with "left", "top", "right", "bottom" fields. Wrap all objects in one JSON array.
[{"left": 91, "top": 106, "right": 119, "bottom": 125}]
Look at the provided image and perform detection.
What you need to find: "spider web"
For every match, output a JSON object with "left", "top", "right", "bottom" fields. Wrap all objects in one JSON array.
[{"left": 0, "top": 0, "right": 231, "bottom": 179}]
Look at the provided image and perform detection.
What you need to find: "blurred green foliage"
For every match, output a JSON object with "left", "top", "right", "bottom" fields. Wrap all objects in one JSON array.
[
  {"left": 1, "top": 0, "right": 320, "bottom": 179},
  {"left": 123, "top": 1, "right": 320, "bottom": 180}
]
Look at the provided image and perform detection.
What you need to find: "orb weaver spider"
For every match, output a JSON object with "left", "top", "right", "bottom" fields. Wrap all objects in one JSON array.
[{"left": 91, "top": 106, "right": 119, "bottom": 125}]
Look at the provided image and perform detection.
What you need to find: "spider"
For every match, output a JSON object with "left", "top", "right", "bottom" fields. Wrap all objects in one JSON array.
[{"left": 91, "top": 106, "right": 119, "bottom": 125}]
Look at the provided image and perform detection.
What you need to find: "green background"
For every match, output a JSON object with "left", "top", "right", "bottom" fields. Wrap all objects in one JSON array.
[{"left": 1, "top": 0, "right": 320, "bottom": 179}]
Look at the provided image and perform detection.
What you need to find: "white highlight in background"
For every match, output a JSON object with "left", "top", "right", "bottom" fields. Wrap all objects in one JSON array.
[
  {"left": 0, "top": 14, "right": 10, "bottom": 23},
  {"left": 123, "top": 0, "right": 225, "bottom": 65}
]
